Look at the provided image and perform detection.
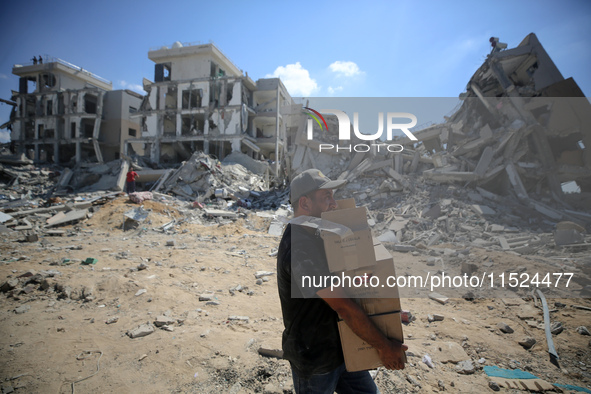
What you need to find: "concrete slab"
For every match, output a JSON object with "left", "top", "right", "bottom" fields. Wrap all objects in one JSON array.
[
  {"left": 203, "top": 209, "right": 238, "bottom": 218},
  {"left": 268, "top": 221, "right": 284, "bottom": 236},
  {"left": 474, "top": 146, "right": 494, "bottom": 177},
  {"left": 471, "top": 204, "right": 496, "bottom": 216},
  {"left": 436, "top": 342, "right": 470, "bottom": 364},
  {"left": 46, "top": 209, "right": 88, "bottom": 227},
  {"left": 124, "top": 207, "right": 150, "bottom": 222},
  {"left": 505, "top": 163, "right": 528, "bottom": 200},
  {"left": 498, "top": 236, "right": 510, "bottom": 250},
  {"left": 0, "top": 212, "right": 14, "bottom": 223}
]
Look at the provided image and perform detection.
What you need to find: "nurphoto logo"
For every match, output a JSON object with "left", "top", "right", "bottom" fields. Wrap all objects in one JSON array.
[{"left": 304, "top": 107, "right": 418, "bottom": 153}]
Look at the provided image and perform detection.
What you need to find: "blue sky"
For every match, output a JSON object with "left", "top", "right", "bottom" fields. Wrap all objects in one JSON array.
[{"left": 1, "top": 0, "right": 590, "bottom": 142}]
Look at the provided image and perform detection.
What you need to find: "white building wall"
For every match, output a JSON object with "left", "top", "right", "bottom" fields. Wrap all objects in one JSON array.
[
  {"left": 53, "top": 73, "right": 93, "bottom": 91},
  {"left": 158, "top": 87, "right": 166, "bottom": 110},
  {"left": 171, "top": 57, "right": 211, "bottom": 80},
  {"left": 148, "top": 88, "right": 158, "bottom": 110},
  {"left": 261, "top": 124, "right": 275, "bottom": 138},
  {"left": 144, "top": 115, "right": 158, "bottom": 137},
  {"left": 210, "top": 109, "right": 241, "bottom": 136},
  {"left": 228, "top": 82, "right": 242, "bottom": 106},
  {"left": 202, "top": 82, "right": 210, "bottom": 105},
  {"left": 225, "top": 110, "right": 241, "bottom": 136}
]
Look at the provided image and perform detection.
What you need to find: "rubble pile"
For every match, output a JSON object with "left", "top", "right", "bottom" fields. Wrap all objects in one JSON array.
[
  {"left": 55, "top": 159, "right": 128, "bottom": 194},
  {"left": 341, "top": 176, "right": 591, "bottom": 247},
  {"left": 0, "top": 162, "right": 61, "bottom": 201},
  {"left": 157, "top": 151, "right": 270, "bottom": 203},
  {"left": 0, "top": 191, "right": 120, "bottom": 237},
  {"left": 395, "top": 34, "right": 591, "bottom": 199},
  {"left": 284, "top": 33, "right": 591, "bottom": 251}
]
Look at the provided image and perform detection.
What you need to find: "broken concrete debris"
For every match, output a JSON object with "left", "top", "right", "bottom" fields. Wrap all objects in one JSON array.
[
  {"left": 497, "top": 322, "right": 514, "bottom": 334},
  {"left": 455, "top": 360, "right": 476, "bottom": 375},
  {"left": 127, "top": 323, "right": 155, "bottom": 338},
  {"left": 518, "top": 337, "right": 536, "bottom": 349}
]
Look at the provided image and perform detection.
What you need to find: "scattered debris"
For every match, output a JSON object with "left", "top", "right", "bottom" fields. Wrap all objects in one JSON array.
[
  {"left": 483, "top": 366, "right": 555, "bottom": 391},
  {"left": 497, "top": 322, "right": 514, "bottom": 334},
  {"left": 127, "top": 323, "right": 155, "bottom": 338},
  {"left": 518, "top": 337, "right": 536, "bottom": 350},
  {"left": 455, "top": 360, "right": 475, "bottom": 375}
]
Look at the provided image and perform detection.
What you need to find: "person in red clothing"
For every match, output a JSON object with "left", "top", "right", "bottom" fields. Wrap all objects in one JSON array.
[{"left": 126, "top": 169, "right": 139, "bottom": 194}]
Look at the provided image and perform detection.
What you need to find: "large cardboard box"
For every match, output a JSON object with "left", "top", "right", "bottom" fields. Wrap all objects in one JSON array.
[
  {"left": 338, "top": 312, "right": 406, "bottom": 372},
  {"left": 319, "top": 199, "right": 405, "bottom": 371},
  {"left": 343, "top": 241, "right": 401, "bottom": 315},
  {"left": 320, "top": 199, "right": 376, "bottom": 272}
]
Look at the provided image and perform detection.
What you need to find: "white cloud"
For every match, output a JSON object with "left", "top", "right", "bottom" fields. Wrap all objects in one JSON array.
[
  {"left": 329, "top": 61, "right": 363, "bottom": 77},
  {"left": 0, "top": 130, "right": 10, "bottom": 143},
  {"left": 118, "top": 80, "right": 144, "bottom": 93},
  {"left": 327, "top": 86, "right": 343, "bottom": 95},
  {"left": 265, "top": 62, "right": 319, "bottom": 96},
  {"left": 0, "top": 73, "right": 8, "bottom": 79}
]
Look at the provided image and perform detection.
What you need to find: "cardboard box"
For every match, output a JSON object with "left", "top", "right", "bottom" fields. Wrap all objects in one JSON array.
[
  {"left": 321, "top": 201, "right": 406, "bottom": 372},
  {"left": 320, "top": 199, "right": 376, "bottom": 272},
  {"left": 342, "top": 241, "right": 401, "bottom": 315},
  {"left": 338, "top": 312, "right": 406, "bottom": 372}
]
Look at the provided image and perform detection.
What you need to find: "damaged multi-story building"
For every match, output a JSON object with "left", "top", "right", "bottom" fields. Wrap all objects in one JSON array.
[
  {"left": 128, "top": 42, "right": 296, "bottom": 176},
  {"left": 7, "top": 56, "right": 142, "bottom": 164},
  {"left": 398, "top": 33, "right": 591, "bottom": 198}
]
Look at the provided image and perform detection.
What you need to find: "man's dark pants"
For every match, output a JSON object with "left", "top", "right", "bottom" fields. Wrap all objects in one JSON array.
[{"left": 291, "top": 363, "right": 380, "bottom": 394}]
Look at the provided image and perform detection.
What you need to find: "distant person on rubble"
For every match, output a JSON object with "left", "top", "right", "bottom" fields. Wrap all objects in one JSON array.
[
  {"left": 32, "top": 56, "right": 37, "bottom": 65},
  {"left": 126, "top": 168, "right": 139, "bottom": 194},
  {"left": 276, "top": 169, "right": 407, "bottom": 393},
  {"left": 38, "top": 56, "right": 43, "bottom": 64}
]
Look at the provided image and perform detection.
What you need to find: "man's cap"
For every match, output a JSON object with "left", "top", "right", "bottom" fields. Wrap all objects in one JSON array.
[{"left": 289, "top": 169, "right": 346, "bottom": 204}]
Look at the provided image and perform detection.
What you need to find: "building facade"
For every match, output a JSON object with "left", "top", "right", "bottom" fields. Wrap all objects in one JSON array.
[
  {"left": 9, "top": 57, "right": 141, "bottom": 164},
  {"left": 128, "top": 42, "right": 295, "bottom": 174}
]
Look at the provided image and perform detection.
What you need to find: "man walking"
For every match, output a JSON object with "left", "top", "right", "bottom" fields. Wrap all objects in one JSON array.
[{"left": 277, "top": 169, "right": 406, "bottom": 394}]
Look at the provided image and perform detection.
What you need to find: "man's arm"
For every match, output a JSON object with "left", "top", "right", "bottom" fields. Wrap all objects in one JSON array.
[{"left": 317, "top": 287, "right": 407, "bottom": 370}]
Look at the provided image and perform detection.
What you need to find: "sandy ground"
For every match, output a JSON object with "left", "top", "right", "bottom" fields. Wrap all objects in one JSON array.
[{"left": 0, "top": 196, "right": 590, "bottom": 393}]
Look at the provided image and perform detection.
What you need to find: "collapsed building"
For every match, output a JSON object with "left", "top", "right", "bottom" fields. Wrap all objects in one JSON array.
[
  {"left": 403, "top": 33, "right": 591, "bottom": 197},
  {"left": 7, "top": 57, "right": 142, "bottom": 164},
  {"left": 287, "top": 34, "right": 590, "bottom": 207}
]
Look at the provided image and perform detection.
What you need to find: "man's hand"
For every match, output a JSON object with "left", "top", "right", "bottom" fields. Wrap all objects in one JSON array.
[{"left": 376, "top": 339, "right": 407, "bottom": 370}]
